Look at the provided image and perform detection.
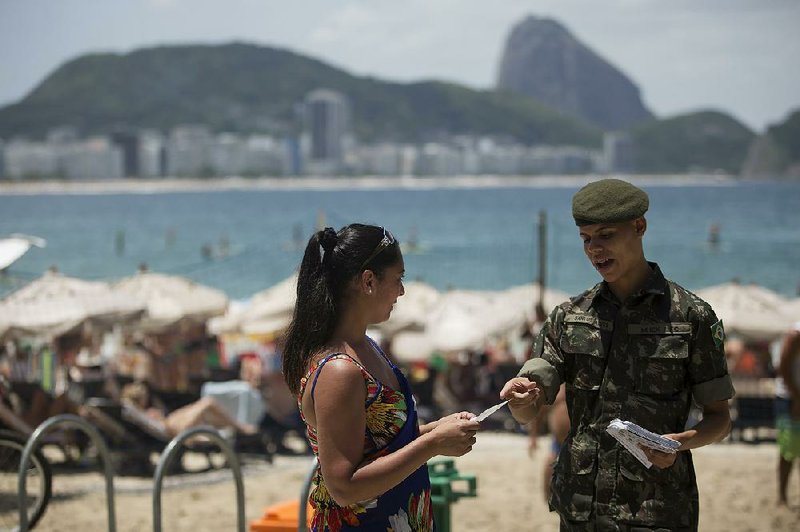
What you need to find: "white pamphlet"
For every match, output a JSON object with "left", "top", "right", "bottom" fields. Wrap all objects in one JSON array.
[{"left": 606, "top": 418, "right": 680, "bottom": 469}]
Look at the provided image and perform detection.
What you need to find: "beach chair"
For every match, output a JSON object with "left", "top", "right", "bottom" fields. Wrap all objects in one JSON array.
[{"left": 82, "top": 396, "right": 274, "bottom": 476}]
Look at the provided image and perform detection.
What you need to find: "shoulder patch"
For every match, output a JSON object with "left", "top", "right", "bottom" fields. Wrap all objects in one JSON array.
[{"left": 711, "top": 319, "right": 725, "bottom": 348}]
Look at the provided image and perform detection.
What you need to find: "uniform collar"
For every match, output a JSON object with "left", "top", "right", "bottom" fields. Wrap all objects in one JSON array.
[{"left": 585, "top": 261, "right": 667, "bottom": 307}]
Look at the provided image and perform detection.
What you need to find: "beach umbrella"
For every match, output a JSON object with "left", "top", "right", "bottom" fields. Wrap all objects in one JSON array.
[
  {"left": 785, "top": 298, "right": 800, "bottom": 322},
  {"left": 0, "top": 298, "right": 86, "bottom": 341},
  {"left": 209, "top": 274, "right": 297, "bottom": 336},
  {"left": 113, "top": 271, "right": 228, "bottom": 331},
  {"left": 500, "top": 283, "right": 570, "bottom": 318},
  {"left": 695, "top": 282, "right": 794, "bottom": 341},
  {"left": 415, "top": 283, "right": 570, "bottom": 354},
  {"left": 0, "top": 233, "right": 46, "bottom": 271},
  {"left": 207, "top": 300, "right": 249, "bottom": 336},
  {"left": 380, "top": 280, "right": 441, "bottom": 335},
  {"left": 244, "top": 274, "right": 297, "bottom": 321},
  {"left": 423, "top": 289, "right": 519, "bottom": 352},
  {"left": 390, "top": 330, "right": 435, "bottom": 363},
  {"left": 0, "top": 270, "right": 145, "bottom": 340}
]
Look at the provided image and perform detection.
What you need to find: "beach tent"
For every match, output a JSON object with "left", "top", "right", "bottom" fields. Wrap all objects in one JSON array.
[
  {"left": 0, "top": 270, "right": 145, "bottom": 341},
  {"left": 113, "top": 271, "right": 228, "bottom": 332},
  {"left": 695, "top": 282, "right": 794, "bottom": 341}
]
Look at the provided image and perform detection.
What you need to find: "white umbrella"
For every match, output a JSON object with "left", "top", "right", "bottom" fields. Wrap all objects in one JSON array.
[
  {"left": 501, "top": 283, "right": 570, "bottom": 319},
  {"left": 207, "top": 300, "right": 249, "bottom": 336},
  {"left": 390, "top": 330, "right": 435, "bottom": 363},
  {"left": 424, "top": 289, "right": 520, "bottom": 352},
  {"left": 0, "top": 270, "right": 145, "bottom": 340},
  {"left": 0, "top": 299, "right": 86, "bottom": 340},
  {"left": 113, "top": 271, "right": 228, "bottom": 331},
  {"left": 247, "top": 274, "right": 297, "bottom": 318},
  {"left": 785, "top": 298, "right": 800, "bottom": 323},
  {"left": 406, "top": 283, "right": 569, "bottom": 355},
  {"left": 0, "top": 233, "right": 46, "bottom": 271},
  {"left": 209, "top": 274, "right": 296, "bottom": 336},
  {"left": 695, "top": 282, "right": 794, "bottom": 341},
  {"left": 381, "top": 280, "right": 441, "bottom": 335}
]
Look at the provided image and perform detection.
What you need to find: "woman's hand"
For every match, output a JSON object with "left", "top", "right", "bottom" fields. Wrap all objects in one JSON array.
[
  {"left": 428, "top": 415, "right": 480, "bottom": 457},
  {"left": 420, "top": 411, "right": 476, "bottom": 435}
]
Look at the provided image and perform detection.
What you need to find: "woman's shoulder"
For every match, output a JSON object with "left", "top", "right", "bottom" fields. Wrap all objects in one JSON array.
[{"left": 309, "top": 349, "right": 368, "bottom": 380}]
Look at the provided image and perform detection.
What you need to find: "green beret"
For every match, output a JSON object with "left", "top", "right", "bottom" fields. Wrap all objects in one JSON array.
[{"left": 572, "top": 178, "right": 649, "bottom": 226}]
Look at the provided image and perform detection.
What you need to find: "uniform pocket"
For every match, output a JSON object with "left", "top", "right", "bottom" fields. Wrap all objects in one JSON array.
[
  {"left": 550, "top": 438, "right": 597, "bottom": 522},
  {"left": 616, "top": 452, "right": 692, "bottom": 528},
  {"left": 560, "top": 324, "right": 606, "bottom": 391},
  {"left": 636, "top": 334, "right": 689, "bottom": 396}
]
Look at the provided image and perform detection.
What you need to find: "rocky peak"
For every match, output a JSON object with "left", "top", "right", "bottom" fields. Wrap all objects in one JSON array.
[{"left": 496, "top": 15, "right": 653, "bottom": 131}]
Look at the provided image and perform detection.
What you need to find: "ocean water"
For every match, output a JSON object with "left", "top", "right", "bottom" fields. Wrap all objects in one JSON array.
[{"left": 1, "top": 179, "right": 799, "bottom": 300}]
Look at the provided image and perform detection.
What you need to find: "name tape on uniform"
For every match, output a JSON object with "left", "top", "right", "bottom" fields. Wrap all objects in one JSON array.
[
  {"left": 627, "top": 322, "right": 692, "bottom": 335},
  {"left": 564, "top": 314, "right": 613, "bottom": 331}
]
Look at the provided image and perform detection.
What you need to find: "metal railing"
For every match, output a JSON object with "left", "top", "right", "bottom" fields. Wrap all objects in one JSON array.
[
  {"left": 152, "top": 426, "right": 245, "bottom": 532},
  {"left": 297, "top": 456, "right": 318, "bottom": 532},
  {"left": 18, "top": 414, "right": 117, "bottom": 532}
]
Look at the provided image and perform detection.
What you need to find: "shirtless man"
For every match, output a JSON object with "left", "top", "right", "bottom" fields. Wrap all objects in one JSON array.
[{"left": 528, "top": 385, "right": 569, "bottom": 501}]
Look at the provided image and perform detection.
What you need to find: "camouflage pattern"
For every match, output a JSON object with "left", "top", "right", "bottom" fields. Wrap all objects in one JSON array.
[{"left": 519, "top": 263, "right": 735, "bottom": 532}]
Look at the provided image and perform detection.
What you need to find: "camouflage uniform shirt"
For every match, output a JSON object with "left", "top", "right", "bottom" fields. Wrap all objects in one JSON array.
[{"left": 519, "top": 263, "right": 734, "bottom": 531}]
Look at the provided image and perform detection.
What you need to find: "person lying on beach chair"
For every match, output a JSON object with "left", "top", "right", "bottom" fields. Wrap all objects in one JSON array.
[
  {"left": 80, "top": 382, "right": 268, "bottom": 475},
  {"left": 118, "top": 381, "right": 258, "bottom": 439}
]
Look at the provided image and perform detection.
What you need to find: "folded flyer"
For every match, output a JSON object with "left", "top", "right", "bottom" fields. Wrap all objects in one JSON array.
[{"left": 606, "top": 418, "right": 680, "bottom": 469}]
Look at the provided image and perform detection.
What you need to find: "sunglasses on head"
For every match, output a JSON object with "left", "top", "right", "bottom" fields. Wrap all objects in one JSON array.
[{"left": 360, "top": 227, "right": 396, "bottom": 270}]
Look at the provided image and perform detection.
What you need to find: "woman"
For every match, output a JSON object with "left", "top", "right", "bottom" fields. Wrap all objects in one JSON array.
[{"left": 283, "top": 224, "right": 479, "bottom": 531}]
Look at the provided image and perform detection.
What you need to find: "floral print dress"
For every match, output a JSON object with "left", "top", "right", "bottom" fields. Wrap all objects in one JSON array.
[{"left": 298, "top": 340, "right": 434, "bottom": 532}]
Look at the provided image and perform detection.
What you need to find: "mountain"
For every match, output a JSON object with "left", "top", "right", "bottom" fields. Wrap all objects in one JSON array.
[
  {"left": 742, "top": 109, "right": 800, "bottom": 178},
  {"left": 496, "top": 16, "right": 653, "bottom": 131},
  {"left": 630, "top": 111, "right": 755, "bottom": 174},
  {"left": 0, "top": 42, "right": 601, "bottom": 147}
]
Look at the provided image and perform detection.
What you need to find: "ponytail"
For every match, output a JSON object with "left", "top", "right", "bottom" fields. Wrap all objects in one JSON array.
[{"left": 283, "top": 229, "right": 337, "bottom": 395}]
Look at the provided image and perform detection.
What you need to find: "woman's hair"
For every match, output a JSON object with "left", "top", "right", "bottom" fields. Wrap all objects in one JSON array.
[{"left": 282, "top": 224, "right": 401, "bottom": 395}]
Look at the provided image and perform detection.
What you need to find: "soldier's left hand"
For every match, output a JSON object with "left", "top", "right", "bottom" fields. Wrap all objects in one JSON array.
[{"left": 640, "top": 446, "right": 678, "bottom": 469}]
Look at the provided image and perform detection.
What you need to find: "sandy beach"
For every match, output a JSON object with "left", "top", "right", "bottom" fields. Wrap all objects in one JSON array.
[
  {"left": 23, "top": 432, "right": 800, "bottom": 531},
  {"left": 0, "top": 174, "right": 737, "bottom": 196}
]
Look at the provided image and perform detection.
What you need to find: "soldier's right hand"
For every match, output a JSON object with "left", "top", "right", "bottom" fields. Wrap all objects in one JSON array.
[
  {"left": 500, "top": 377, "right": 542, "bottom": 424},
  {"left": 500, "top": 377, "right": 540, "bottom": 408}
]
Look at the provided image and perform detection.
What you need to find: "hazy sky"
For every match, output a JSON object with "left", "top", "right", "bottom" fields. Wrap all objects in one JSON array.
[{"left": 1, "top": 0, "right": 798, "bottom": 132}]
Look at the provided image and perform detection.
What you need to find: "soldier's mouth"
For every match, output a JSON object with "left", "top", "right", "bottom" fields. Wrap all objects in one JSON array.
[{"left": 594, "top": 258, "right": 614, "bottom": 272}]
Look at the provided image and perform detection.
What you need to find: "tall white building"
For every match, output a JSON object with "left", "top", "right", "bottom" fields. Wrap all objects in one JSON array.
[
  {"left": 603, "top": 132, "right": 635, "bottom": 174},
  {"left": 165, "top": 125, "right": 214, "bottom": 177},
  {"left": 60, "top": 137, "right": 124, "bottom": 179},
  {"left": 4, "top": 139, "right": 60, "bottom": 179},
  {"left": 304, "top": 89, "right": 350, "bottom": 175},
  {"left": 137, "top": 130, "right": 166, "bottom": 178}
]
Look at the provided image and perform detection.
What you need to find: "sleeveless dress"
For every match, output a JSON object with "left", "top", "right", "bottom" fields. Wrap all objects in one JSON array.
[{"left": 297, "top": 340, "right": 434, "bottom": 532}]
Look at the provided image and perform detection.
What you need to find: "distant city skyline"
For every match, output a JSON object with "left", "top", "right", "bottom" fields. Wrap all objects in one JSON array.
[{"left": 1, "top": 0, "right": 798, "bottom": 132}]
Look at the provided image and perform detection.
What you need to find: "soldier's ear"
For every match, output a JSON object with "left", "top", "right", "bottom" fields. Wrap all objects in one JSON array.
[{"left": 634, "top": 217, "right": 647, "bottom": 236}]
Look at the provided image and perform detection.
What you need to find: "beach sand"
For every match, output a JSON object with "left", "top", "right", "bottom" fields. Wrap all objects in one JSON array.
[
  {"left": 27, "top": 433, "right": 800, "bottom": 531},
  {"left": 0, "top": 174, "right": 735, "bottom": 196}
]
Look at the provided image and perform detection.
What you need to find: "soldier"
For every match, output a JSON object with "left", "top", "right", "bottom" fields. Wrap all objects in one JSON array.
[{"left": 501, "top": 179, "right": 734, "bottom": 531}]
